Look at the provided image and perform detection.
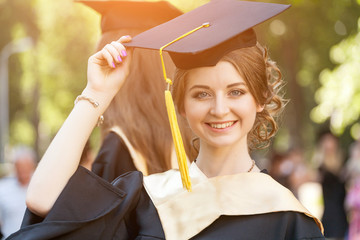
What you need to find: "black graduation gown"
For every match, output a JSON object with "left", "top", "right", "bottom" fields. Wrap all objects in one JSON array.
[
  {"left": 7, "top": 167, "right": 324, "bottom": 240},
  {"left": 320, "top": 167, "right": 348, "bottom": 237},
  {"left": 92, "top": 132, "right": 138, "bottom": 182}
]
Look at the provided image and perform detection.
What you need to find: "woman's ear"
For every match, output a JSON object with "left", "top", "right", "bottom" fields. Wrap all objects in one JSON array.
[
  {"left": 179, "top": 108, "right": 187, "bottom": 118},
  {"left": 256, "top": 104, "right": 265, "bottom": 113}
]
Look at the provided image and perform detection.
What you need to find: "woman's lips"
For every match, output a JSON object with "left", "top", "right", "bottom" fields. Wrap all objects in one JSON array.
[{"left": 206, "top": 121, "right": 237, "bottom": 130}]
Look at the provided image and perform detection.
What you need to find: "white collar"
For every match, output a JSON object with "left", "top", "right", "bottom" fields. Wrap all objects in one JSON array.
[{"left": 144, "top": 162, "right": 323, "bottom": 240}]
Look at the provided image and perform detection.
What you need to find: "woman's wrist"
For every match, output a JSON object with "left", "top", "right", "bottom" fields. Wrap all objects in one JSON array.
[
  {"left": 70, "top": 87, "right": 115, "bottom": 128},
  {"left": 81, "top": 86, "right": 116, "bottom": 112},
  {"left": 74, "top": 95, "right": 104, "bottom": 126}
]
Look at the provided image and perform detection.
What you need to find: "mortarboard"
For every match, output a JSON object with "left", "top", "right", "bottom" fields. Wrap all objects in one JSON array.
[
  {"left": 124, "top": 0, "right": 291, "bottom": 191},
  {"left": 125, "top": 0, "right": 290, "bottom": 69},
  {"left": 76, "top": 0, "right": 183, "bottom": 33}
]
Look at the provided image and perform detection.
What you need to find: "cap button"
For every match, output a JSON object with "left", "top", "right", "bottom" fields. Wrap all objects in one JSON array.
[{"left": 202, "top": 22, "right": 210, "bottom": 27}]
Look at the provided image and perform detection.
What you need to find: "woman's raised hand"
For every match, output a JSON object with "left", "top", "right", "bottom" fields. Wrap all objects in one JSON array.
[{"left": 85, "top": 36, "right": 132, "bottom": 102}]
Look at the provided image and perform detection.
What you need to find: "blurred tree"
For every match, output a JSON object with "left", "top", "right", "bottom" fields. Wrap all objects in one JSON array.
[
  {"left": 311, "top": 18, "right": 360, "bottom": 139},
  {"left": 256, "top": 0, "right": 360, "bottom": 156},
  {"left": 0, "top": 0, "right": 39, "bottom": 160},
  {"left": 2, "top": 0, "right": 360, "bottom": 163},
  {"left": 30, "top": 0, "right": 100, "bottom": 156},
  {"left": 1, "top": 0, "right": 100, "bottom": 160}
]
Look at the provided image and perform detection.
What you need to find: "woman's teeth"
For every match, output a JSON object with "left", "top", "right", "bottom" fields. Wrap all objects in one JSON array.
[{"left": 210, "top": 121, "right": 234, "bottom": 129}]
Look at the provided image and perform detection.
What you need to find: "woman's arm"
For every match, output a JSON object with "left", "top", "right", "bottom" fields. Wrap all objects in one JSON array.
[{"left": 26, "top": 36, "right": 132, "bottom": 217}]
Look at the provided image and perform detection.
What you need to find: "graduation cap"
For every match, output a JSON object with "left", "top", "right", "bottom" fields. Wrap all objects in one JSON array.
[
  {"left": 76, "top": 0, "right": 183, "bottom": 33},
  {"left": 125, "top": 0, "right": 291, "bottom": 69},
  {"left": 124, "top": 0, "right": 291, "bottom": 191}
]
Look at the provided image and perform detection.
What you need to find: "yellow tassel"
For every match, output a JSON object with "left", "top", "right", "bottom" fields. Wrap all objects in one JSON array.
[
  {"left": 159, "top": 22, "right": 210, "bottom": 191},
  {"left": 165, "top": 90, "right": 192, "bottom": 191}
]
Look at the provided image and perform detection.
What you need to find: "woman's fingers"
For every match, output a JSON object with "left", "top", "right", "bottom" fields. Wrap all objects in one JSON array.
[
  {"left": 93, "top": 36, "right": 132, "bottom": 68},
  {"left": 101, "top": 47, "right": 116, "bottom": 68},
  {"left": 106, "top": 35, "right": 132, "bottom": 63},
  {"left": 86, "top": 35, "right": 133, "bottom": 97},
  {"left": 104, "top": 44, "right": 122, "bottom": 67},
  {"left": 109, "top": 41, "right": 127, "bottom": 60},
  {"left": 118, "top": 35, "right": 132, "bottom": 44},
  {"left": 114, "top": 35, "right": 132, "bottom": 59}
]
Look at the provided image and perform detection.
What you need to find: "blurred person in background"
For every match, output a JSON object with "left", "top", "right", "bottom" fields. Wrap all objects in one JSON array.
[
  {"left": 269, "top": 148, "right": 314, "bottom": 197},
  {"left": 285, "top": 148, "right": 315, "bottom": 197},
  {"left": 0, "top": 146, "right": 37, "bottom": 239},
  {"left": 270, "top": 148, "right": 324, "bottom": 219},
  {"left": 313, "top": 129, "right": 348, "bottom": 239},
  {"left": 79, "top": 1, "right": 195, "bottom": 182},
  {"left": 344, "top": 139, "right": 360, "bottom": 240},
  {"left": 269, "top": 151, "right": 291, "bottom": 189}
]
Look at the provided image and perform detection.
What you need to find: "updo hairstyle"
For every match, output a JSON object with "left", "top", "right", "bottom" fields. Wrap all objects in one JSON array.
[{"left": 172, "top": 42, "right": 286, "bottom": 153}]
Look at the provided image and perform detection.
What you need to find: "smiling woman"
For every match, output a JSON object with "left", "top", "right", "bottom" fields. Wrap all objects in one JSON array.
[
  {"left": 180, "top": 61, "right": 262, "bottom": 176},
  {"left": 172, "top": 43, "right": 284, "bottom": 177},
  {"left": 8, "top": 1, "right": 324, "bottom": 239},
  {"left": 173, "top": 43, "right": 284, "bottom": 153}
]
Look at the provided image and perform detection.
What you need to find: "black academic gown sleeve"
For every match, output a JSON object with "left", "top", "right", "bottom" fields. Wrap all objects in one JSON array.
[
  {"left": 7, "top": 167, "right": 165, "bottom": 240},
  {"left": 7, "top": 166, "right": 323, "bottom": 240},
  {"left": 192, "top": 212, "right": 324, "bottom": 240},
  {"left": 92, "top": 132, "right": 138, "bottom": 182}
]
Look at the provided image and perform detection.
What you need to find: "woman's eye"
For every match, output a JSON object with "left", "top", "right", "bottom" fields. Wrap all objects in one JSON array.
[
  {"left": 229, "top": 89, "right": 243, "bottom": 96},
  {"left": 195, "top": 92, "right": 210, "bottom": 99}
]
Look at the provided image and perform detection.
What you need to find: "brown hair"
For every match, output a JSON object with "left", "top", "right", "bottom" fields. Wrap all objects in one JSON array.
[
  {"left": 97, "top": 29, "right": 193, "bottom": 173},
  {"left": 173, "top": 42, "right": 286, "bottom": 153}
]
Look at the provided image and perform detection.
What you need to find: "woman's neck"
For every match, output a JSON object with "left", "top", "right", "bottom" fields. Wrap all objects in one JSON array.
[{"left": 195, "top": 140, "right": 259, "bottom": 178}]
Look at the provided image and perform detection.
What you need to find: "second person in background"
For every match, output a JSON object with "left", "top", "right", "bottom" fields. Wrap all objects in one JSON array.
[{"left": 80, "top": 0, "right": 195, "bottom": 181}]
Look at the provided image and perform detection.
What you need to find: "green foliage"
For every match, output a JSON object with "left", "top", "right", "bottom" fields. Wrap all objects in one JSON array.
[
  {"left": 255, "top": 0, "right": 360, "bottom": 154},
  {"left": 311, "top": 18, "right": 360, "bottom": 138},
  {"left": 2, "top": 0, "right": 360, "bottom": 161},
  {"left": 34, "top": 0, "right": 99, "bottom": 125},
  {"left": 32, "top": 0, "right": 100, "bottom": 154},
  {"left": 1, "top": 0, "right": 39, "bottom": 155},
  {"left": 2, "top": 0, "right": 100, "bottom": 158}
]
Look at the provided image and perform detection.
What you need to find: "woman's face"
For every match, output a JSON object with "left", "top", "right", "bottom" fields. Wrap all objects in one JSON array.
[{"left": 182, "top": 61, "right": 263, "bottom": 149}]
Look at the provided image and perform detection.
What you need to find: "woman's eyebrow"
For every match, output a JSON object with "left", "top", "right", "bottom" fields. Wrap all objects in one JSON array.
[
  {"left": 188, "top": 85, "right": 211, "bottom": 91},
  {"left": 227, "top": 82, "right": 246, "bottom": 88},
  {"left": 188, "top": 82, "right": 247, "bottom": 91}
]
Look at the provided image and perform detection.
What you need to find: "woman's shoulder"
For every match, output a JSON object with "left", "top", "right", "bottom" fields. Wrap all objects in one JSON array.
[
  {"left": 266, "top": 211, "right": 325, "bottom": 239},
  {"left": 143, "top": 168, "right": 324, "bottom": 239},
  {"left": 192, "top": 211, "right": 324, "bottom": 240}
]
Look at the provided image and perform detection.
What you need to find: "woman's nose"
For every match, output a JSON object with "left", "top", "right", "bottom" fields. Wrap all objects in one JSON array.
[{"left": 210, "top": 95, "right": 230, "bottom": 117}]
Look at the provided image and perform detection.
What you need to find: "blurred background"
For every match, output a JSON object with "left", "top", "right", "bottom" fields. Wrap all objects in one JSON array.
[{"left": 0, "top": 0, "right": 360, "bottom": 238}]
